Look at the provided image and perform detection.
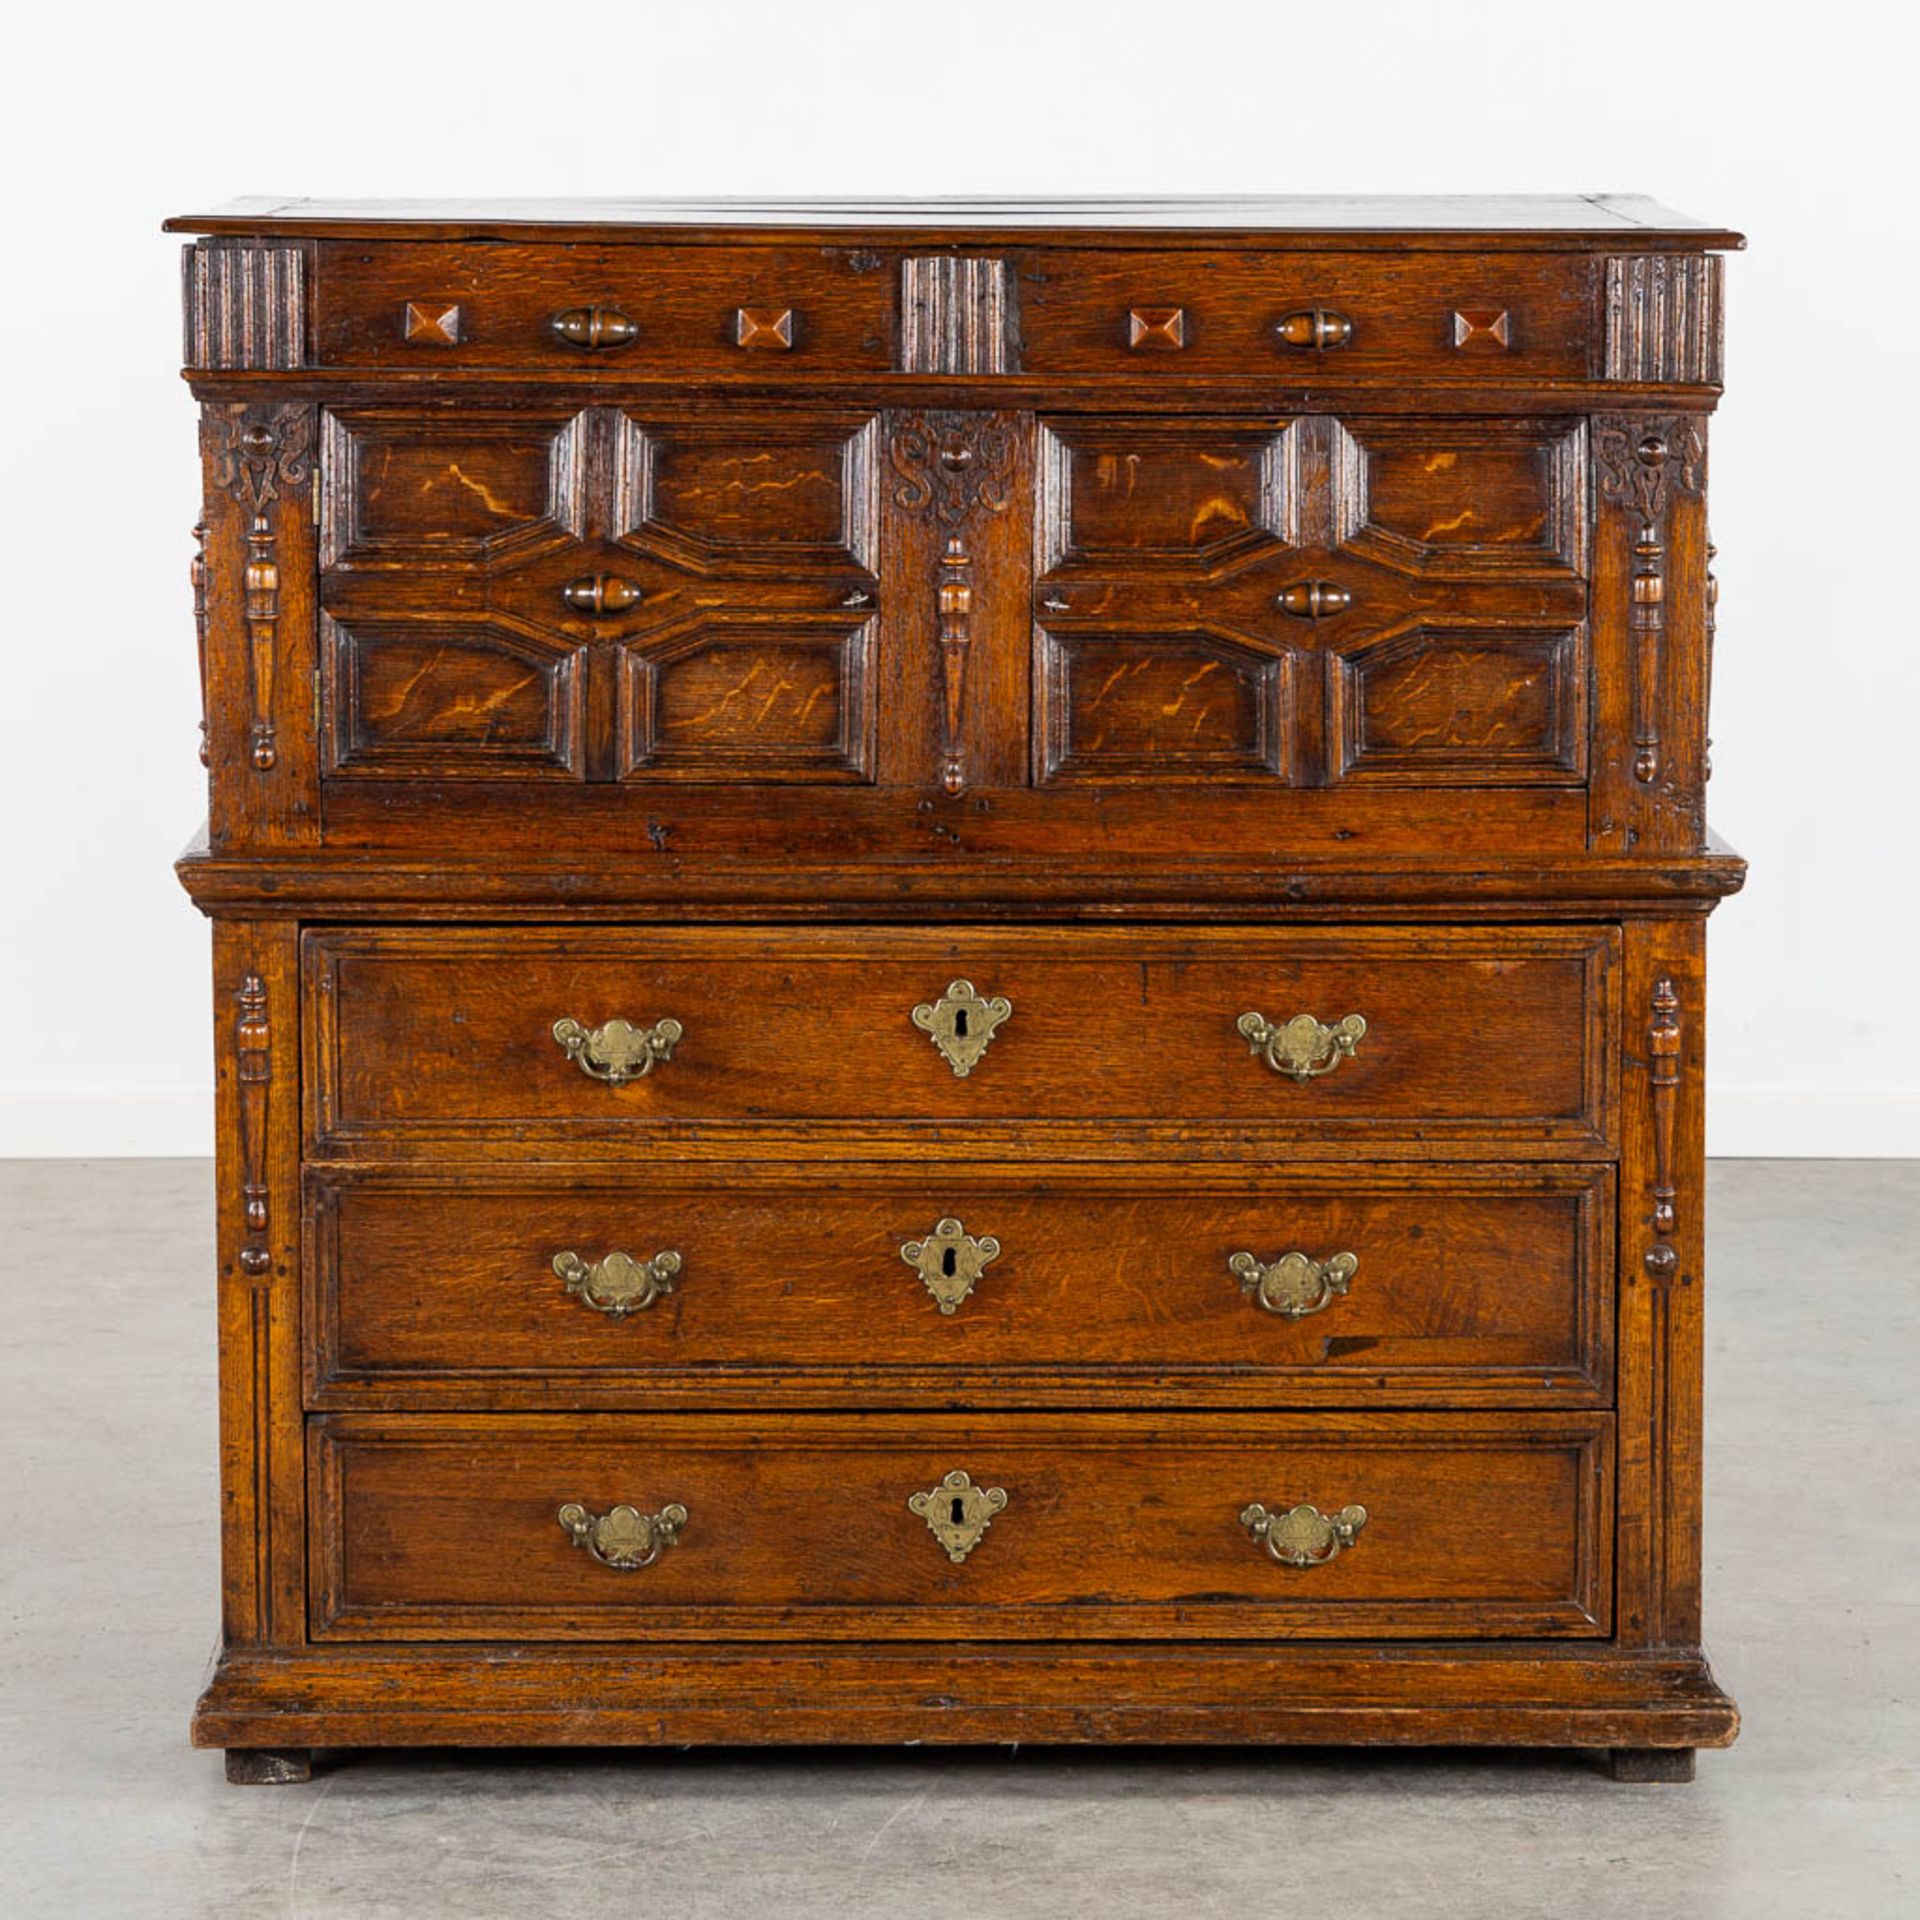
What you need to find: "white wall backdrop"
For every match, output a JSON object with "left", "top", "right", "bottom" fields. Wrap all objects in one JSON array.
[{"left": 2, "top": 0, "right": 1914, "bottom": 1156}]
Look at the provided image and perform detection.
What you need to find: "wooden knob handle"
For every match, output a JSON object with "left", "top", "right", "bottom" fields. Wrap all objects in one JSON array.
[
  {"left": 561, "top": 575, "right": 643, "bottom": 615},
  {"left": 1275, "top": 309, "right": 1353, "bottom": 351},
  {"left": 550, "top": 307, "right": 638, "bottom": 350},
  {"left": 1276, "top": 581, "right": 1354, "bottom": 620}
]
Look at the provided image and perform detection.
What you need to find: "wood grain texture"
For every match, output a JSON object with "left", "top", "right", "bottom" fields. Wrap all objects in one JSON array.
[
  {"left": 308, "top": 1411, "right": 1612, "bottom": 1642},
  {"left": 302, "top": 925, "right": 1619, "bottom": 1158},
  {"left": 210, "top": 923, "right": 306, "bottom": 1645},
  {"left": 172, "top": 199, "right": 1741, "bottom": 1771},
  {"left": 166, "top": 193, "right": 1744, "bottom": 247},
  {"left": 304, "top": 1161, "right": 1612, "bottom": 1408},
  {"left": 194, "top": 1639, "right": 1737, "bottom": 1750}
]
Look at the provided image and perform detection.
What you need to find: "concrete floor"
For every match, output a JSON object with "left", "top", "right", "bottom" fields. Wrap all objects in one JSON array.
[{"left": 0, "top": 1159, "right": 1915, "bottom": 1917}]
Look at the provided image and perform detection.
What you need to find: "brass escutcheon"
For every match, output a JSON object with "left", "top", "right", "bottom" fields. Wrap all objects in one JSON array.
[
  {"left": 1240, "top": 1501, "right": 1368, "bottom": 1568},
  {"left": 910, "top": 980, "right": 1012, "bottom": 1078},
  {"left": 557, "top": 1500, "right": 688, "bottom": 1570},
  {"left": 553, "top": 1248, "right": 682, "bottom": 1316},
  {"left": 1237, "top": 1010, "right": 1367, "bottom": 1081},
  {"left": 908, "top": 1469, "right": 1009, "bottom": 1563},
  {"left": 1229, "top": 1249, "right": 1359, "bottom": 1320},
  {"left": 552, "top": 1016, "right": 684, "bottom": 1085},
  {"left": 900, "top": 1217, "right": 1001, "bottom": 1314}
]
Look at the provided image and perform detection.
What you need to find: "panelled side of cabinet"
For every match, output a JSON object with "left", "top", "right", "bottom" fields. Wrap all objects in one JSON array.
[{"left": 170, "top": 197, "right": 1743, "bottom": 1778}]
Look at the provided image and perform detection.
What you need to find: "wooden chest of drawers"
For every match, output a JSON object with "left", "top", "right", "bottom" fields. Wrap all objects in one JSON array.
[{"left": 169, "top": 195, "right": 1743, "bottom": 1784}]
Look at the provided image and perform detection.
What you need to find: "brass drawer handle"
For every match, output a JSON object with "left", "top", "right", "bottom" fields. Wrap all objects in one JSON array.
[
  {"left": 550, "top": 306, "right": 638, "bottom": 350},
  {"left": 562, "top": 574, "right": 643, "bottom": 615},
  {"left": 1275, "top": 308, "right": 1353, "bottom": 351},
  {"left": 1237, "top": 1011, "right": 1367, "bottom": 1081},
  {"left": 1276, "top": 580, "right": 1353, "bottom": 619},
  {"left": 908, "top": 1469, "right": 1009, "bottom": 1563},
  {"left": 911, "top": 979, "right": 1012, "bottom": 1078},
  {"left": 552, "top": 1016, "right": 684, "bottom": 1085},
  {"left": 1230, "top": 1248, "right": 1358, "bottom": 1319},
  {"left": 1240, "top": 1501, "right": 1368, "bottom": 1567},
  {"left": 557, "top": 1501, "right": 687, "bottom": 1571},
  {"left": 554, "top": 1248, "right": 682, "bottom": 1316},
  {"left": 900, "top": 1217, "right": 1001, "bottom": 1314}
]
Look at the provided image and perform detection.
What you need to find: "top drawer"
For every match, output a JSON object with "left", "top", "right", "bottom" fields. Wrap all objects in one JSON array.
[
  {"left": 305, "top": 925, "right": 1619, "bottom": 1159},
  {"left": 293, "top": 243, "right": 1612, "bottom": 385}
]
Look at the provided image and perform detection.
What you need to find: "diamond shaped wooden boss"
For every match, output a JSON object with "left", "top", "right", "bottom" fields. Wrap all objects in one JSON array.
[{"left": 403, "top": 301, "right": 463, "bottom": 347}]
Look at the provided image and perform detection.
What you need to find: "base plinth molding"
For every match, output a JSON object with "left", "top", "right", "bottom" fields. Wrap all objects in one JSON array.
[{"left": 194, "top": 1642, "right": 1738, "bottom": 1758}]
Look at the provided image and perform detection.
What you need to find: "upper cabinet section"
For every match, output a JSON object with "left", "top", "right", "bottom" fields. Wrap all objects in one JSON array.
[
  {"left": 175, "top": 203, "right": 1734, "bottom": 396},
  {"left": 177, "top": 203, "right": 1735, "bottom": 874}
]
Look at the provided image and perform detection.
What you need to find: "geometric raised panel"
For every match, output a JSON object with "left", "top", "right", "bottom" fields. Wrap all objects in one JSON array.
[
  {"left": 1331, "top": 624, "right": 1585, "bottom": 784},
  {"left": 319, "top": 409, "right": 589, "bottom": 571},
  {"left": 1036, "top": 626, "right": 1287, "bottom": 783},
  {"left": 613, "top": 415, "right": 879, "bottom": 574},
  {"left": 1335, "top": 419, "right": 1587, "bottom": 580},
  {"left": 403, "top": 301, "right": 463, "bottom": 347},
  {"left": 1450, "top": 308, "right": 1512, "bottom": 352},
  {"left": 324, "top": 616, "right": 583, "bottom": 779},
  {"left": 1036, "top": 423, "right": 1291, "bottom": 574},
  {"left": 619, "top": 614, "right": 877, "bottom": 782}
]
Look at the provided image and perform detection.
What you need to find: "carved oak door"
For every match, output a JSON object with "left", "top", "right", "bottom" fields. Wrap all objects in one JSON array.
[
  {"left": 1031, "top": 415, "right": 1590, "bottom": 794},
  {"left": 317, "top": 407, "right": 882, "bottom": 785}
]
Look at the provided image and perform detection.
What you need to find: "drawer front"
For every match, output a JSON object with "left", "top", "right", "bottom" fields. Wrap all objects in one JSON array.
[
  {"left": 307, "top": 1164, "right": 1611, "bottom": 1407},
  {"left": 310, "top": 1412, "right": 1612, "bottom": 1641},
  {"left": 1019, "top": 250, "right": 1598, "bottom": 384},
  {"left": 306, "top": 925, "right": 1618, "bottom": 1156},
  {"left": 305, "top": 243, "right": 1597, "bottom": 386},
  {"left": 311, "top": 242, "right": 896, "bottom": 375}
]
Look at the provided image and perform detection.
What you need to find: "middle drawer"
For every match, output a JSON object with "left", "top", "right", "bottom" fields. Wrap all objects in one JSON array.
[
  {"left": 306, "top": 1163, "right": 1612, "bottom": 1408},
  {"left": 305, "top": 924, "right": 1619, "bottom": 1159}
]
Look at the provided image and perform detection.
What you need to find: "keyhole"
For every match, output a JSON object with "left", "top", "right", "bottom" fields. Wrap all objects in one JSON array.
[
  {"left": 950, "top": 1496, "right": 967, "bottom": 1526},
  {"left": 954, "top": 1008, "right": 969, "bottom": 1038},
  {"left": 942, "top": 1247, "right": 958, "bottom": 1278}
]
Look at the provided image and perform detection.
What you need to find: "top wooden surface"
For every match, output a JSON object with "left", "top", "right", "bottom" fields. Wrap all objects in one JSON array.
[{"left": 165, "top": 193, "right": 1744, "bottom": 250}]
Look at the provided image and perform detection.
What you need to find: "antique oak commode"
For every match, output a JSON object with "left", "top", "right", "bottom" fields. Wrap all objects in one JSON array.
[{"left": 168, "top": 196, "right": 1743, "bottom": 1783}]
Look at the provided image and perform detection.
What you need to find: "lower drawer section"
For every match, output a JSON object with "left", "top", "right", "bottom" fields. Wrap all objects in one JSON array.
[
  {"left": 309, "top": 1412, "right": 1612, "bottom": 1642},
  {"left": 306, "top": 1163, "right": 1612, "bottom": 1407}
]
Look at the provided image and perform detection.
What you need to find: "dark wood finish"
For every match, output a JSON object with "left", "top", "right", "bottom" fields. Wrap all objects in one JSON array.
[
  {"left": 166, "top": 194, "right": 1743, "bottom": 247},
  {"left": 172, "top": 197, "right": 1739, "bottom": 1776},
  {"left": 1607, "top": 1745, "right": 1697, "bottom": 1782},
  {"left": 305, "top": 1162, "right": 1612, "bottom": 1408},
  {"left": 309, "top": 1412, "right": 1612, "bottom": 1641}
]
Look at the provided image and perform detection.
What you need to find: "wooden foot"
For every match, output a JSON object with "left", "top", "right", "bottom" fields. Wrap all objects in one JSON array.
[
  {"left": 225, "top": 1747, "right": 313, "bottom": 1785},
  {"left": 1607, "top": 1746, "right": 1695, "bottom": 1782}
]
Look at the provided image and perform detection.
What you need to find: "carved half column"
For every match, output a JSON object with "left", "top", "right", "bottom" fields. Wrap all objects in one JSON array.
[
  {"left": 1591, "top": 415, "right": 1710, "bottom": 853},
  {"left": 881, "top": 412, "right": 1031, "bottom": 792},
  {"left": 1615, "top": 922, "right": 1707, "bottom": 1651},
  {"left": 211, "top": 924, "right": 305, "bottom": 1646},
  {"left": 199, "top": 404, "right": 321, "bottom": 848}
]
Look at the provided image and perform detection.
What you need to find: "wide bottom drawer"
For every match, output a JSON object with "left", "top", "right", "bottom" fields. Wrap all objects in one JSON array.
[{"left": 310, "top": 1412, "right": 1611, "bottom": 1641}]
